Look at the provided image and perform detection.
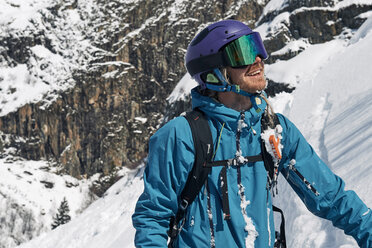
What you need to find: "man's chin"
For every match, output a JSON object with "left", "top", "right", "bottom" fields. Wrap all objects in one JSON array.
[{"left": 242, "top": 84, "right": 266, "bottom": 94}]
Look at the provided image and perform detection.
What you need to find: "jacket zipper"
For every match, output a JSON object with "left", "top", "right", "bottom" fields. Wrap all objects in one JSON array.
[{"left": 288, "top": 160, "right": 320, "bottom": 196}]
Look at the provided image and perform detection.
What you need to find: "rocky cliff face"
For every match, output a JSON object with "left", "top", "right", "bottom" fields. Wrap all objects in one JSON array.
[{"left": 0, "top": 0, "right": 371, "bottom": 179}]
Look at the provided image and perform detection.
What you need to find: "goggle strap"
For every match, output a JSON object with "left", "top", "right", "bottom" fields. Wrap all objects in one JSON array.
[{"left": 187, "top": 51, "right": 227, "bottom": 76}]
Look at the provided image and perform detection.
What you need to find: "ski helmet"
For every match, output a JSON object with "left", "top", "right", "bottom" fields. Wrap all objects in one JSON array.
[{"left": 185, "top": 20, "right": 268, "bottom": 96}]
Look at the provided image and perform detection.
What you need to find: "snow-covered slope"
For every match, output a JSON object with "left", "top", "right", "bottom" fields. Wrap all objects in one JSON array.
[
  {"left": 0, "top": 156, "right": 94, "bottom": 247},
  {"left": 16, "top": 15, "right": 372, "bottom": 248},
  {"left": 267, "top": 16, "right": 372, "bottom": 248},
  {"left": 17, "top": 165, "right": 144, "bottom": 248}
]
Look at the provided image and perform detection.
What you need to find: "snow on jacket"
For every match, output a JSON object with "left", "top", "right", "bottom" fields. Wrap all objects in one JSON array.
[{"left": 132, "top": 87, "right": 372, "bottom": 248}]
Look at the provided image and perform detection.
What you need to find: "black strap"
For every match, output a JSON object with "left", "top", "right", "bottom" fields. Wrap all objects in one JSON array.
[
  {"left": 185, "top": 51, "right": 227, "bottom": 76},
  {"left": 168, "top": 109, "right": 213, "bottom": 247},
  {"left": 273, "top": 205, "right": 287, "bottom": 248},
  {"left": 206, "top": 154, "right": 263, "bottom": 167},
  {"left": 219, "top": 166, "right": 230, "bottom": 220},
  {"left": 180, "top": 109, "right": 213, "bottom": 206}
]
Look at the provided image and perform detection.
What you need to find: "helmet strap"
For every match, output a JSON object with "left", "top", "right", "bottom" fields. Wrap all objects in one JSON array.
[{"left": 205, "top": 68, "right": 258, "bottom": 98}]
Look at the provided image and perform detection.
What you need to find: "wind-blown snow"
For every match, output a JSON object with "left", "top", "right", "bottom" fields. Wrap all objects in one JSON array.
[{"left": 16, "top": 13, "right": 372, "bottom": 248}]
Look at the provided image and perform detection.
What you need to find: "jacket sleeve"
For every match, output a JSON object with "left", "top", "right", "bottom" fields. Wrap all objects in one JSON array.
[
  {"left": 132, "top": 117, "right": 195, "bottom": 247},
  {"left": 278, "top": 114, "right": 372, "bottom": 248}
]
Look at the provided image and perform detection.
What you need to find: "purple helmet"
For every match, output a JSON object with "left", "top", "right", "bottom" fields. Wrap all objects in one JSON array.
[{"left": 185, "top": 20, "right": 268, "bottom": 90}]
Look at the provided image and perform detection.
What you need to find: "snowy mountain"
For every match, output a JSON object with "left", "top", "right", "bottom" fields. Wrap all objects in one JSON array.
[
  {"left": 16, "top": 14, "right": 372, "bottom": 248},
  {"left": 1, "top": 0, "right": 372, "bottom": 247}
]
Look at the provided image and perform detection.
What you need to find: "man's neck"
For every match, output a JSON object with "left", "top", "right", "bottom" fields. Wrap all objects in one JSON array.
[{"left": 217, "top": 91, "right": 252, "bottom": 112}]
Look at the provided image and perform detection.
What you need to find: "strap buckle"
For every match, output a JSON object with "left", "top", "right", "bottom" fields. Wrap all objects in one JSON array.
[
  {"left": 227, "top": 157, "right": 248, "bottom": 166},
  {"left": 227, "top": 158, "right": 237, "bottom": 166},
  {"left": 179, "top": 199, "right": 189, "bottom": 211}
]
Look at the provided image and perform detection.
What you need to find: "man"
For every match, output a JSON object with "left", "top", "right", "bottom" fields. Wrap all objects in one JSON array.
[{"left": 132, "top": 20, "right": 372, "bottom": 247}]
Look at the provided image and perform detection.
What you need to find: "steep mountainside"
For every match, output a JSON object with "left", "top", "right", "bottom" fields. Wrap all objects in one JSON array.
[{"left": 0, "top": 0, "right": 269, "bottom": 179}]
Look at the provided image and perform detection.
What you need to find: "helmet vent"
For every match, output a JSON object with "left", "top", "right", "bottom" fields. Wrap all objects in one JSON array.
[{"left": 191, "top": 27, "right": 210, "bottom": 46}]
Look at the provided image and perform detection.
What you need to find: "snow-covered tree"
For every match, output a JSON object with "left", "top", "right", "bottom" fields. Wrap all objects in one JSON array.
[{"left": 51, "top": 197, "right": 71, "bottom": 230}]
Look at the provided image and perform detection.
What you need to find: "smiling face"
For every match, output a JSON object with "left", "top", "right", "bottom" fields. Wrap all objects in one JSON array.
[{"left": 226, "top": 56, "right": 266, "bottom": 93}]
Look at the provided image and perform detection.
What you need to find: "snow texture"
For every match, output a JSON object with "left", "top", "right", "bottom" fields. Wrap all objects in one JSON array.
[
  {"left": 271, "top": 38, "right": 310, "bottom": 56},
  {"left": 238, "top": 183, "right": 258, "bottom": 248},
  {"left": 18, "top": 165, "right": 144, "bottom": 248},
  {"left": 0, "top": 0, "right": 99, "bottom": 116},
  {"left": 0, "top": 156, "right": 93, "bottom": 247},
  {"left": 207, "top": 193, "right": 215, "bottom": 248},
  {"left": 269, "top": 14, "right": 372, "bottom": 248},
  {"left": 167, "top": 73, "right": 197, "bottom": 103},
  {"left": 261, "top": 124, "right": 283, "bottom": 163}
]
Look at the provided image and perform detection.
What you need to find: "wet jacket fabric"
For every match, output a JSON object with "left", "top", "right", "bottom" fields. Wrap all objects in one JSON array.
[{"left": 132, "top": 87, "right": 372, "bottom": 248}]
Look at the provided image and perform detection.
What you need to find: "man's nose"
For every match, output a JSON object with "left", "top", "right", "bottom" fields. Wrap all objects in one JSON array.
[
  {"left": 254, "top": 56, "right": 262, "bottom": 63},
  {"left": 250, "top": 56, "right": 262, "bottom": 67}
]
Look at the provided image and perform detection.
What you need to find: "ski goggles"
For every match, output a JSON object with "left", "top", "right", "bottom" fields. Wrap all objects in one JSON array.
[
  {"left": 186, "top": 32, "right": 268, "bottom": 76},
  {"left": 223, "top": 32, "right": 268, "bottom": 68}
]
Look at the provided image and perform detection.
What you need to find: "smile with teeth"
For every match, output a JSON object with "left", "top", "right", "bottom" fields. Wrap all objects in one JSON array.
[{"left": 247, "top": 69, "right": 261, "bottom": 76}]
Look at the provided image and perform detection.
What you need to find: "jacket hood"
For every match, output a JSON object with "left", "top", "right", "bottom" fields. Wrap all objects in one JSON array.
[{"left": 191, "top": 87, "right": 267, "bottom": 131}]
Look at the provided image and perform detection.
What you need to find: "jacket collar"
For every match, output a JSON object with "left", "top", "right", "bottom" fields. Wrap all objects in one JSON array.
[{"left": 191, "top": 87, "right": 267, "bottom": 132}]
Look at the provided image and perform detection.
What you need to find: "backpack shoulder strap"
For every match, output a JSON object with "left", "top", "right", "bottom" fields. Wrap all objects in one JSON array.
[
  {"left": 261, "top": 112, "right": 287, "bottom": 248},
  {"left": 181, "top": 109, "right": 214, "bottom": 203},
  {"left": 168, "top": 109, "right": 213, "bottom": 247}
]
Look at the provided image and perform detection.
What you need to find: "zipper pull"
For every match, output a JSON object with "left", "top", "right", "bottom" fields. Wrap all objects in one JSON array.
[{"left": 251, "top": 127, "right": 257, "bottom": 135}]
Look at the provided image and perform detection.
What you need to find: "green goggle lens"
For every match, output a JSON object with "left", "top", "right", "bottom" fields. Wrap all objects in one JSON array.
[{"left": 223, "top": 33, "right": 267, "bottom": 68}]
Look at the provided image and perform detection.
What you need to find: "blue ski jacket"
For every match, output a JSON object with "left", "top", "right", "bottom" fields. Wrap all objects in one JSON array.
[{"left": 132, "top": 87, "right": 372, "bottom": 247}]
